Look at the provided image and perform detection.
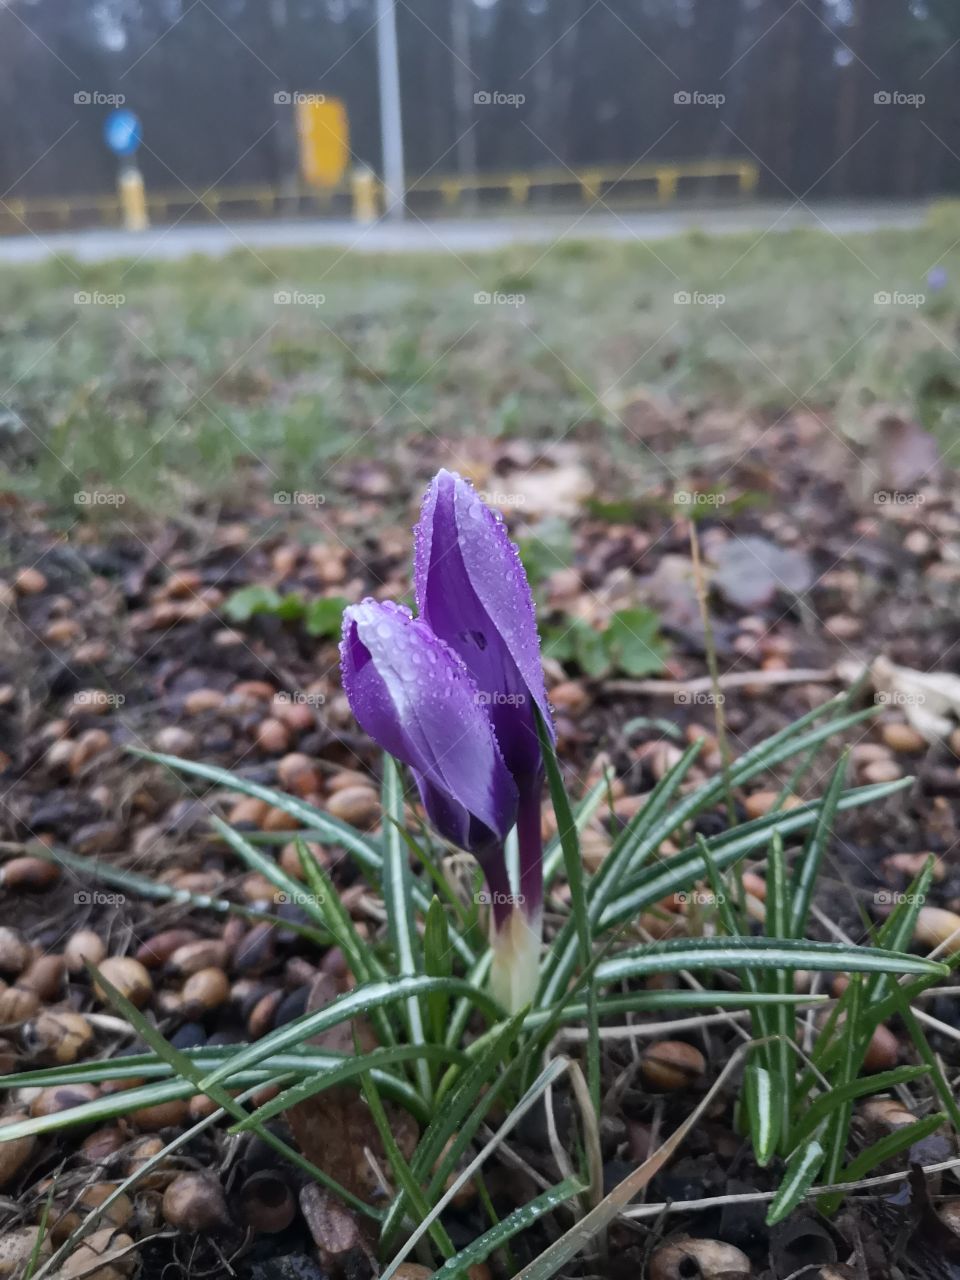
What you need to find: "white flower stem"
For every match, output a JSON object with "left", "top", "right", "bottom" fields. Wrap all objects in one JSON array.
[{"left": 489, "top": 903, "right": 542, "bottom": 1014}]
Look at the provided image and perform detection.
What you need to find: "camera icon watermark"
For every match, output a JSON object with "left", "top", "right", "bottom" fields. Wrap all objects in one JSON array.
[
  {"left": 276, "top": 690, "right": 326, "bottom": 707},
  {"left": 477, "top": 490, "right": 526, "bottom": 508},
  {"left": 674, "top": 490, "right": 726, "bottom": 507},
  {"left": 274, "top": 290, "right": 325, "bottom": 308},
  {"left": 674, "top": 90, "right": 725, "bottom": 107},
  {"left": 274, "top": 491, "right": 326, "bottom": 506},
  {"left": 473, "top": 290, "right": 525, "bottom": 307},
  {"left": 476, "top": 890, "right": 525, "bottom": 906},
  {"left": 74, "top": 690, "right": 125, "bottom": 710},
  {"left": 475, "top": 691, "right": 527, "bottom": 707},
  {"left": 676, "top": 889, "right": 724, "bottom": 906},
  {"left": 274, "top": 91, "right": 326, "bottom": 105},
  {"left": 875, "top": 690, "right": 926, "bottom": 707},
  {"left": 674, "top": 290, "right": 725, "bottom": 308},
  {"left": 874, "top": 889, "right": 925, "bottom": 906},
  {"left": 874, "top": 90, "right": 924, "bottom": 107},
  {"left": 274, "top": 889, "right": 325, "bottom": 906},
  {"left": 75, "top": 490, "right": 126, "bottom": 508},
  {"left": 74, "top": 91, "right": 126, "bottom": 106},
  {"left": 874, "top": 290, "right": 925, "bottom": 308},
  {"left": 674, "top": 690, "right": 725, "bottom": 706},
  {"left": 74, "top": 291, "right": 125, "bottom": 308},
  {"left": 874, "top": 490, "right": 925, "bottom": 507},
  {"left": 74, "top": 890, "right": 125, "bottom": 906},
  {"left": 473, "top": 90, "right": 525, "bottom": 107}
]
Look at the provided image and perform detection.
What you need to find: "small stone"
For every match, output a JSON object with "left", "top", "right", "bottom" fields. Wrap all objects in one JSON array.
[
  {"left": 640, "top": 1041, "right": 706, "bottom": 1091},
  {"left": 93, "top": 957, "right": 153, "bottom": 1008},
  {"left": 163, "top": 1171, "right": 230, "bottom": 1232},
  {"left": 881, "top": 723, "right": 926, "bottom": 753},
  {"left": 325, "top": 785, "right": 380, "bottom": 828},
  {"left": 14, "top": 567, "right": 46, "bottom": 595}
]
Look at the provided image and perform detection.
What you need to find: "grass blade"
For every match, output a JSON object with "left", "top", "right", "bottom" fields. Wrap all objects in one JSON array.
[
  {"left": 87, "top": 961, "right": 380, "bottom": 1218},
  {"left": 432, "top": 1178, "right": 584, "bottom": 1279},
  {"left": 536, "top": 707, "right": 598, "bottom": 1112},
  {"left": 381, "top": 755, "right": 431, "bottom": 1100},
  {"left": 595, "top": 937, "right": 947, "bottom": 986},
  {"left": 766, "top": 1137, "right": 825, "bottom": 1226}
]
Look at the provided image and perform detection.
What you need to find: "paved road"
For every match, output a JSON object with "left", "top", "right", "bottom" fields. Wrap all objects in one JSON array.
[{"left": 0, "top": 199, "right": 933, "bottom": 264}]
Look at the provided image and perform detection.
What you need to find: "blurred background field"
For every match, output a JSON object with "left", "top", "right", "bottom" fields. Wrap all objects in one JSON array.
[{"left": 4, "top": 211, "right": 960, "bottom": 517}]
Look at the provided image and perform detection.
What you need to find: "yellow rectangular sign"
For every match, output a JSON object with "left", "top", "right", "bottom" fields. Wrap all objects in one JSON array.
[{"left": 295, "top": 96, "right": 349, "bottom": 188}]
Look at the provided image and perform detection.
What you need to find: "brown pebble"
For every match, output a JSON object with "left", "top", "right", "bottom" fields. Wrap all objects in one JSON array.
[
  {"left": 168, "top": 939, "right": 229, "bottom": 974},
  {"left": 233, "top": 680, "right": 276, "bottom": 702},
  {"left": 14, "top": 567, "right": 46, "bottom": 595},
  {"left": 0, "top": 986, "right": 40, "bottom": 1024},
  {"left": 649, "top": 1236, "right": 750, "bottom": 1280},
  {"left": 182, "top": 967, "right": 230, "bottom": 1012},
  {"left": 51, "top": 1183, "right": 134, "bottom": 1246},
  {"left": 184, "top": 688, "right": 225, "bottom": 715},
  {"left": 228, "top": 800, "right": 270, "bottom": 832},
  {"left": 248, "top": 989, "right": 284, "bottom": 1039},
  {"left": 0, "top": 1227, "right": 49, "bottom": 1277},
  {"left": 914, "top": 906, "right": 960, "bottom": 953},
  {"left": 153, "top": 726, "right": 196, "bottom": 755},
  {"left": 45, "top": 738, "right": 78, "bottom": 775},
  {"left": 80, "top": 1126, "right": 127, "bottom": 1163},
  {"left": 860, "top": 759, "right": 902, "bottom": 784},
  {"left": 65, "top": 930, "right": 107, "bottom": 973},
  {"left": 742, "top": 790, "right": 802, "bottom": 820},
  {"left": 279, "top": 841, "right": 328, "bottom": 881},
  {"left": 22, "top": 1011, "right": 94, "bottom": 1064},
  {"left": 187, "top": 1094, "right": 220, "bottom": 1123},
  {"left": 0, "top": 857, "right": 60, "bottom": 891},
  {"left": 129, "top": 1098, "right": 189, "bottom": 1131},
  {"left": 235, "top": 923, "right": 276, "bottom": 975},
  {"left": 70, "top": 728, "right": 112, "bottom": 774},
  {"left": 0, "top": 928, "right": 30, "bottom": 977},
  {"left": 256, "top": 718, "right": 291, "bottom": 754},
  {"left": 16, "top": 954, "right": 66, "bottom": 1001},
  {"left": 549, "top": 681, "right": 590, "bottom": 715},
  {"left": 163, "top": 1171, "right": 230, "bottom": 1231},
  {"left": 135, "top": 929, "right": 199, "bottom": 969},
  {"left": 277, "top": 753, "right": 322, "bottom": 796},
  {"left": 881, "top": 722, "right": 927, "bottom": 753},
  {"left": 58, "top": 1227, "right": 134, "bottom": 1279},
  {"left": 640, "top": 1041, "right": 706, "bottom": 1092},
  {"left": 93, "top": 957, "right": 153, "bottom": 1008},
  {"left": 31, "top": 1083, "right": 100, "bottom": 1117},
  {"left": 863, "top": 1023, "right": 899, "bottom": 1073},
  {"left": 47, "top": 622, "right": 82, "bottom": 650},
  {"left": 0, "top": 1113, "right": 35, "bottom": 1189},
  {"left": 271, "top": 699, "right": 316, "bottom": 733},
  {"left": 262, "top": 806, "right": 301, "bottom": 832},
  {"left": 325, "top": 785, "right": 380, "bottom": 828}
]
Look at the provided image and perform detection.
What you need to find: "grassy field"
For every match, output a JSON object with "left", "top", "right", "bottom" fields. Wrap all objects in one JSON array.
[{"left": 3, "top": 210, "right": 960, "bottom": 515}]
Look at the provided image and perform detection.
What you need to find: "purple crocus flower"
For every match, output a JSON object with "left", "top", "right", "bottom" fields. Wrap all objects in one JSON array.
[
  {"left": 340, "top": 472, "right": 552, "bottom": 1011},
  {"left": 414, "top": 470, "right": 552, "bottom": 921},
  {"left": 928, "top": 266, "right": 948, "bottom": 293}
]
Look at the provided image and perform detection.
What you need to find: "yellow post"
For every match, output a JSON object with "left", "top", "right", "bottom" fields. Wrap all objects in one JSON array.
[
  {"left": 656, "top": 168, "right": 678, "bottom": 203},
  {"left": 118, "top": 165, "right": 149, "bottom": 231},
  {"left": 352, "top": 166, "right": 379, "bottom": 223}
]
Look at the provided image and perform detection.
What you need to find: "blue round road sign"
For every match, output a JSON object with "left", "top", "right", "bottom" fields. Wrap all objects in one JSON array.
[{"left": 103, "top": 109, "right": 141, "bottom": 156}]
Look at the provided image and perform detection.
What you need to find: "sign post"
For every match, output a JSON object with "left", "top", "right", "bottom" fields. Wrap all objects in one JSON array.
[{"left": 104, "top": 110, "right": 148, "bottom": 232}]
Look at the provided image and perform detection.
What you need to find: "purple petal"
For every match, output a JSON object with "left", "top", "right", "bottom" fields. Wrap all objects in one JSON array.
[
  {"left": 414, "top": 470, "right": 553, "bottom": 777},
  {"left": 340, "top": 598, "right": 518, "bottom": 850}
]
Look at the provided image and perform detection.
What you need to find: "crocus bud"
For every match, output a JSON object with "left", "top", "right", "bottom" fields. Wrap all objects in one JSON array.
[
  {"left": 340, "top": 471, "right": 556, "bottom": 1012},
  {"left": 415, "top": 470, "right": 554, "bottom": 1008}
]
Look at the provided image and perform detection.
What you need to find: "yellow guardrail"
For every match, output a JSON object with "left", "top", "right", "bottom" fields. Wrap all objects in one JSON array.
[{"left": 0, "top": 159, "right": 758, "bottom": 232}]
